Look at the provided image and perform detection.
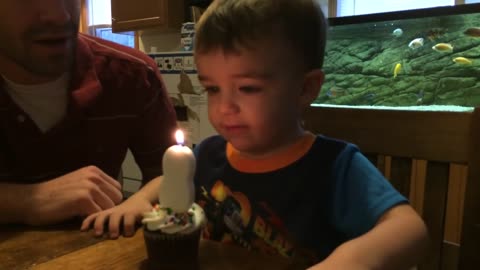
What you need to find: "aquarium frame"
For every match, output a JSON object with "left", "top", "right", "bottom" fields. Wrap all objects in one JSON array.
[{"left": 328, "top": 3, "right": 480, "bottom": 26}]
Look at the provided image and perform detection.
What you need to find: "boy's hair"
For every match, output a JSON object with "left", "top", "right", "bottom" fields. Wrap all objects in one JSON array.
[{"left": 194, "top": 0, "right": 328, "bottom": 70}]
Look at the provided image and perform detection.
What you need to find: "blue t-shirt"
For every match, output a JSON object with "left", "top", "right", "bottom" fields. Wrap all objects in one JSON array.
[{"left": 194, "top": 133, "right": 407, "bottom": 264}]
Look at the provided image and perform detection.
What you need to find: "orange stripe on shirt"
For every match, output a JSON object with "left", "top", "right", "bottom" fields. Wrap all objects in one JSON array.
[{"left": 227, "top": 132, "right": 316, "bottom": 173}]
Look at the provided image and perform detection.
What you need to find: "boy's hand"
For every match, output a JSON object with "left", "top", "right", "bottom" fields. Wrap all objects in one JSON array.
[{"left": 80, "top": 194, "right": 153, "bottom": 238}]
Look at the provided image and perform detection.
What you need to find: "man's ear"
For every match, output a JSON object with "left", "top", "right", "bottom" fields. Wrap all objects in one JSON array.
[{"left": 300, "top": 69, "right": 324, "bottom": 108}]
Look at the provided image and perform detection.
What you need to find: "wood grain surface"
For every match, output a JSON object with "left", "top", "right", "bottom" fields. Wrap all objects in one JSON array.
[
  {"left": 0, "top": 221, "right": 102, "bottom": 270},
  {"left": 0, "top": 221, "right": 303, "bottom": 270}
]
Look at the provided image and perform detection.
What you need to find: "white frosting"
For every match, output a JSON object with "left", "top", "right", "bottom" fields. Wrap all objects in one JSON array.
[{"left": 142, "top": 203, "right": 206, "bottom": 234}]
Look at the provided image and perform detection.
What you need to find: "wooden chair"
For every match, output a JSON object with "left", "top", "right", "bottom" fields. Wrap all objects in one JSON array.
[{"left": 303, "top": 106, "right": 480, "bottom": 270}]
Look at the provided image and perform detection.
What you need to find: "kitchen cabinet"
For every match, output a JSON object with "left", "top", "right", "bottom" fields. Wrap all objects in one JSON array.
[{"left": 111, "top": 0, "right": 185, "bottom": 33}]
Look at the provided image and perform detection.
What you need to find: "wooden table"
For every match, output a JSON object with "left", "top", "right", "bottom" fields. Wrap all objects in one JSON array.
[{"left": 0, "top": 221, "right": 306, "bottom": 270}]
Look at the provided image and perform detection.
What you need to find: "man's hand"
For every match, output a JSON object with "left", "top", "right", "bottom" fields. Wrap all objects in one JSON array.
[{"left": 25, "top": 166, "right": 123, "bottom": 225}]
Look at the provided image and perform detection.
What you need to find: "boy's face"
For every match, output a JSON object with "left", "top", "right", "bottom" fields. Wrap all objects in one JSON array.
[
  {"left": 0, "top": 0, "right": 80, "bottom": 84},
  {"left": 196, "top": 37, "right": 320, "bottom": 157}
]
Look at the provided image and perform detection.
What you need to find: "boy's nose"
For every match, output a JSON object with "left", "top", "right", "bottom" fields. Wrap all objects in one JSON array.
[{"left": 217, "top": 92, "right": 240, "bottom": 115}]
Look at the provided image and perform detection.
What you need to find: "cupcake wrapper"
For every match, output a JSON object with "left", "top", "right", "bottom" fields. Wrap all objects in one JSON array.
[{"left": 143, "top": 226, "right": 201, "bottom": 268}]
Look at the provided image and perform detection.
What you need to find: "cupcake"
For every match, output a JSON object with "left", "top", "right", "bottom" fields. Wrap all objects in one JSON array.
[
  {"left": 141, "top": 130, "right": 206, "bottom": 269},
  {"left": 142, "top": 203, "right": 206, "bottom": 269}
]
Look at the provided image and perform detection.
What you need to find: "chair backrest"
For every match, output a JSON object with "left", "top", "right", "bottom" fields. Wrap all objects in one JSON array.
[{"left": 303, "top": 106, "right": 480, "bottom": 270}]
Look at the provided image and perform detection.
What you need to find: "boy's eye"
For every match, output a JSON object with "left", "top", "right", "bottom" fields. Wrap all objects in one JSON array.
[
  {"left": 239, "top": 86, "right": 261, "bottom": 93},
  {"left": 203, "top": 86, "right": 219, "bottom": 94}
]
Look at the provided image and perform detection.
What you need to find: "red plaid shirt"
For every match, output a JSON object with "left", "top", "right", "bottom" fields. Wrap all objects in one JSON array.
[{"left": 0, "top": 34, "right": 176, "bottom": 183}]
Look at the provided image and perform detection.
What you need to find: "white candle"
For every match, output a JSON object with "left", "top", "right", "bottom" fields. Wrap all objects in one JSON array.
[{"left": 159, "top": 130, "right": 196, "bottom": 212}]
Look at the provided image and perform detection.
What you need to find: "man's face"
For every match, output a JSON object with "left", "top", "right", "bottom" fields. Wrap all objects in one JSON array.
[{"left": 0, "top": 0, "right": 80, "bottom": 83}]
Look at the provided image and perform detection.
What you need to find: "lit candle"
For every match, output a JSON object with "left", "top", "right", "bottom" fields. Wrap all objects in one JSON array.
[{"left": 159, "top": 130, "right": 196, "bottom": 212}]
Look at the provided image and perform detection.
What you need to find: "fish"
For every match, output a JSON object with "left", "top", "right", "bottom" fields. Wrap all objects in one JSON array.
[
  {"left": 325, "top": 85, "right": 350, "bottom": 98},
  {"left": 392, "top": 28, "right": 403, "bottom": 37},
  {"left": 393, "top": 63, "right": 402, "bottom": 79},
  {"left": 416, "top": 90, "right": 424, "bottom": 104},
  {"left": 453, "top": 57, "right": 472, "bottom": 65},
  {"left": 408, "top": 38, "right": 424, "bottom": 49},
  {"left": 432, "top": 43, "right": 453, "bottom": 52},
  {"left": 362, "top": 93, "right": 376, "bottom": 102},
  {"left": 416, "top": 90, "right": 424, "bottom": 99},
  {"left": 426, "top": 28, "right": 447, "bottom": 41},
  {"left": 464, "top": 27, "right": 480, "bottom": 37}
]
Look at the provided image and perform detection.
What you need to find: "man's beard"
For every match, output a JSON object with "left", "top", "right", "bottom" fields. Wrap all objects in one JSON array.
[
  {"left": 25, "top": 22, "right": 78, "bottom": 77},
  {"left": 0, "top": 22, "right": 79, "bottom": 79},
  {"left": 23, "top": 36, "right": 77, "bottom": 78}
]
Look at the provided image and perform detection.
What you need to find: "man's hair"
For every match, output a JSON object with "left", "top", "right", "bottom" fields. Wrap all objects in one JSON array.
[{"left": 194, "top": 0, "right": 328, "bottom": 70}]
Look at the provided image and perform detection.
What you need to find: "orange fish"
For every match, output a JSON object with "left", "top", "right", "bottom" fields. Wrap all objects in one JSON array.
[
  {"left": 325, "top": 85, "right": 350, "bottom": 98},
  {"left": 464, "top": 27, "right": 480, "bottom": 37},
  {"left": 426, "top": 28, "right": 446, "bottom": 41}
]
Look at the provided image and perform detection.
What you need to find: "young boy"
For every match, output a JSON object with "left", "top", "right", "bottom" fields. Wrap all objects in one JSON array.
[{"left": 82, "top": 0, "right": 428, "bottom": 269}]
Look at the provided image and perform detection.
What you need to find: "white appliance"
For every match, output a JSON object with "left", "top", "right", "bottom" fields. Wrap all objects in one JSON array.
[
  {"left": 121, "top": 51, "right": 217, "bottom": 196},
  {"left": 148, "top": 51, "right": 217, "bottom": 147}
]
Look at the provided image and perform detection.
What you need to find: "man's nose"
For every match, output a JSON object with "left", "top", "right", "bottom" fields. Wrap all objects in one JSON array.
[{"left": 38, "top": 0, "right": 72, "bottom": 26}]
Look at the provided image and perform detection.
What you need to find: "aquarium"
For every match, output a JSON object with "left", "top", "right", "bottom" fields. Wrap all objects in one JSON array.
[{"left": 315, "top": 4, "right": 480, "bottom": 110}]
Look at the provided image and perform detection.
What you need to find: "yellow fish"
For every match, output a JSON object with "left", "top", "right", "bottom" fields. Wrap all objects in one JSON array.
[
  {"left": 432, "top": 43, "right": 453, "bottom": 52},
  {"left": 393, "top": 63, "right": 402, "bottom": 79},
  {"left": 453, "top": 57, "right": 472, "bottom": 65}
]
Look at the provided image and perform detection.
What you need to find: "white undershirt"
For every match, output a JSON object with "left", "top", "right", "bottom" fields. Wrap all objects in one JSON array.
[{"left": 2, "top": 73, "right": 69, "bottom": 133}]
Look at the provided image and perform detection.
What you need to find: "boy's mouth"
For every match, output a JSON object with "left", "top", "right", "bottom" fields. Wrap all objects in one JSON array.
[{"left": 222, "top": 125, "right": 248, "bottom": 134}]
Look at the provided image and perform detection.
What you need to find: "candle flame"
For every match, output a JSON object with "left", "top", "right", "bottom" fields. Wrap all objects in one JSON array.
[{"left": 175, "top": 129, "right": 185, "bottom": 145}]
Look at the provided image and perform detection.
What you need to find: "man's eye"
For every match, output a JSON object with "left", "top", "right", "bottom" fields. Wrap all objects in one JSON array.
[{"left": 239, "top": 86, "right": 261, "bottom": 93}]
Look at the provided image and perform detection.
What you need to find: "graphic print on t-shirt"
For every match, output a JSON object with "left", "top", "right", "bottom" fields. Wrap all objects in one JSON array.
[{"left": 198, "top": 180, "right": 295, "bottom": 257}]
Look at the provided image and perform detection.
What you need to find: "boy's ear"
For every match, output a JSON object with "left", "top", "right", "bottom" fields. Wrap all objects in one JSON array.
[{"left": 300, "top": 69, "right": 324, "bottom": 108}]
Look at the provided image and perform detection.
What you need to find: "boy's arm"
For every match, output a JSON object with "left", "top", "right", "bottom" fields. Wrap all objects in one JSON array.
[
  {"left": 80, "top": 176, "right": 162, "bottom": 238},
  {"left": 132, "top": 175, "right": 162, "bottom": 204},
  {"left": 316, "top": 146, "right": 429, "bottom": 270},
  {"left": 310, "top": 204, "right": 428, "bottom": 270}
]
